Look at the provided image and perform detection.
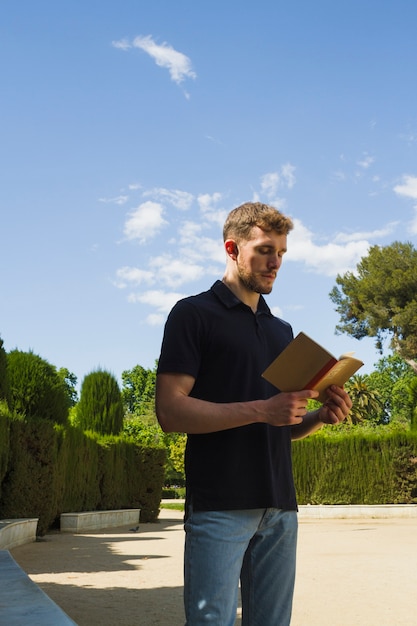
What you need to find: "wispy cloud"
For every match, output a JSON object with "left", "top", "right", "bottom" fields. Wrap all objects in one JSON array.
[
  {"left": 334, "top": 223, "right": 397, "bottom": 243},
  {"left": 113, "top": 175, "right": 398, "bottom": 323},
  {"left": 128, "top": 289, "right": 187, "bottom": 315},
  {"left": 142, "top": 188, "right": 194, "bottom": 211},
  {"left": 99, "top": 195, "right": 129, "bottom": 205},
  {"left": 114, "top": 266, "right": 154, "bottom": 288},
  {"left": 112, "top": 34, "right": 196, "bottom": 94},
  {"left": 357, "top": 153, "right": 375, "bottom": 169},
  {"left": 260, "top": 163, "right": 296, "bottom": 198}
]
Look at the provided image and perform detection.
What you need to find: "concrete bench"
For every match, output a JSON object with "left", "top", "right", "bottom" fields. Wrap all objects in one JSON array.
[
  {"left": 0, "top": 518, "right": 38, "bottom": 550},
  {"left": 0, "top": 550, "right": 77, "bottom": 625},
  {"left": 60, "top": 508, "right": 140, "bottom": 533}
]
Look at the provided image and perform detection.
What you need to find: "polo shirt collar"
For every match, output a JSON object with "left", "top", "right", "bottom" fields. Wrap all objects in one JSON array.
[{"left": 211, "top": 280, "right": 272, "bottom": 315}]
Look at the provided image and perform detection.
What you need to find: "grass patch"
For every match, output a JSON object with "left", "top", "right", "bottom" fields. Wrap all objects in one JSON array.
[{"left": 161, "top": 502, "right": 185, "bottom": 511}]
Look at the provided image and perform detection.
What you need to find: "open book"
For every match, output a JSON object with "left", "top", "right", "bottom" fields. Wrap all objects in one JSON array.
[{"left": 262, "top": 332, "right": 364, "bottom": 403}]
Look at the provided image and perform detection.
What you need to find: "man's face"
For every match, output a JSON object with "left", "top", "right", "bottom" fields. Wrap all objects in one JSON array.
[{"left": 234, "top": 226, "right": 287, "bottom": 295}]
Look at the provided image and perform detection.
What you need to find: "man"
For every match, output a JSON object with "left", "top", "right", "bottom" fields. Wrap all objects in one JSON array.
[{"left": 155, "top": 202, "right": 351, "bottom": 625}]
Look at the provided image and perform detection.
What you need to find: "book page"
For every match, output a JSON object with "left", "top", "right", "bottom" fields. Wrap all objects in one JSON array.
[
  {"left": 313, "top": 356, "right": 364, "bottom": 402},
  {"left": 262, "top": 332, "right": 364, "bottom": 402}
]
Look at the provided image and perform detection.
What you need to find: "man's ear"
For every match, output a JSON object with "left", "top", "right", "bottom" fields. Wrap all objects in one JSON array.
[{"left": 225, "top": 239, "right": 238, "bottom": 259}]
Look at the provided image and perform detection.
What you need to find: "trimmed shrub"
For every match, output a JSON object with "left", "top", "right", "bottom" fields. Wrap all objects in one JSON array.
[
  {"left": 0, "top": 337, "right": 10, "bottom": 406},
  {"left": 7, "top": 350, "right": 69, "bottom": 424},
  {"left": 0, "top": 416, "right": 60, "bottom": 535},
  {"left": 76, "top": 369, "right": 124, "bottom": 435},
  {"left": 293, "top": 428, "right": 417, "bottom": 505},
  {"left": 54, "top": 425, "right": 101, "bottom": 514}
]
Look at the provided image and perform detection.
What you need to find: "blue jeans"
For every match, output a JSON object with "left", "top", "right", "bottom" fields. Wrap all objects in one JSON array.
[{"left": 184, "top": 507, "right": 298, "bottom": 626}]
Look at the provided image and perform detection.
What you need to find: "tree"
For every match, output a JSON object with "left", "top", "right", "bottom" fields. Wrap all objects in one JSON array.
[
  {"left": 76, "top": 369, "right": 124, "bottom": 435},
  {"left": 7, "top": 350, "right": 69, "bottom": 424},
  {"left": 121, "top": 363, "right": 157, "bottom": 417},
  {"left": 344, "top": 375, "right": 384, "bottom": 425},
  {"left": 366, "top": 354, "right": 414, "bottom": 425},
  {"left": 329, "top": 241, "right": 417, "bottom": 371},
  {"left": 57, "top": 367, "right": 78, "bottom": 407}
]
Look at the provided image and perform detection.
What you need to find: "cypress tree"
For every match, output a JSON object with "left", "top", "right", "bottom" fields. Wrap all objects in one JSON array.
[{"left": 77, "top": 369, "right": 124, "bottom": 435}]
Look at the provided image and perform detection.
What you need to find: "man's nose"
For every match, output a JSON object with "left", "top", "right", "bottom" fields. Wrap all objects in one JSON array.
[{"left": 268, "top": 254, "right": 281, "bottom": 268}]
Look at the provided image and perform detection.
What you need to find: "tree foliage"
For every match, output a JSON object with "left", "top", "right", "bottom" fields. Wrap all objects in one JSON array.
[
  {"left": 407, "top": 378, "right": 417, "bottom": 431},
  {"left": 57, "top": 367, "right": 78, "bottom": 407},
  {"left": 365, "top": 354, "right": 415, "bottom": 426},
  {"left": 330, "top": 241, "right": 417, "bottom": 371},
  {"left": 344, "top": 375, "right": 384, "bottom": 425},
  {"left": 121, "top": 363, "right": 156, "bottom": 416},
  {"left": 77, "top": 369, "right": 124, "bottom": 435},
  {"left": 7, "top": 350, "right": 70, "bottom": 424}
]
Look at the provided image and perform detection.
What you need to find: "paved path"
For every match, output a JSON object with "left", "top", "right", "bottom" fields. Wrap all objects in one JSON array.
[{"left": 10, "top": 510, "right": 417, "bottom": 625}]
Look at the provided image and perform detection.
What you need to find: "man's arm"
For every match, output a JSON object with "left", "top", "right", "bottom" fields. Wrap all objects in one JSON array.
[
  {"left": 155, "top": 372, "right": 319, "bottom": 434},
  {"left": 291, "top": 385, "right": 352, "bottom": 441}
]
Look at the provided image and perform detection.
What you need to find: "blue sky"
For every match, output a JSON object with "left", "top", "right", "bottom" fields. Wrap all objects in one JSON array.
[{"left": 2, "top": 1, "right": 417, "bottom": 389}]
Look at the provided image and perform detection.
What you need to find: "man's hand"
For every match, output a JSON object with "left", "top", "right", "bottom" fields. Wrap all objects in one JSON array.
[
  {"left": 317, "top": 385, "right": 352, "bottom": 425},
  {"left": 263, "top": 389, "right": 320, "bottom": 427}
]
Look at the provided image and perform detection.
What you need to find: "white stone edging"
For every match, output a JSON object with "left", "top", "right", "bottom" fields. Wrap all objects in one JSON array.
[
  {"left": 0, "top": 518, "right": 38, "bottom": 550},
  {"left": 298, "top": 504, "right": 417, "bottom": 519},
  {"left": 60, "top": 508, "right": 140, "bottom": 533}
]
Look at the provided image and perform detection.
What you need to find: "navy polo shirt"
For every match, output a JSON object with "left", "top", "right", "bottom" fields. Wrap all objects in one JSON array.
[{"left": 157, "top": 280, "right": 298, "bottom": 511}]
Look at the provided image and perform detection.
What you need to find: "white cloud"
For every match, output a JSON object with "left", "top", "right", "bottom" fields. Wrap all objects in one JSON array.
[
  {"left": 393, "top": 175, "right": 417, "bottom": 200},
  {"left": 281, "top": 163, "right": 296, "bottom": 188},
  {"left": 145, "top": 313, "right": 166, "bottom": 326},
  {"left": 261, "top": 172, "right": 280, "bottom": 197},
  {"left": 357, "top": 154, "right": 375, "bottom": 169},
  {"left": 178, "top": 220, "right": 224, "bottom": 264},
  {"left": 99, "top": 195, "right": 129, "bottom": 205},
  {"left": 123, "top": 201, "right": 167, "bottom": 242},
  {"left": 393, "top": 175, "right": 417, "bottom": 234},
  {"left": 114, "top": 266, "right": 154, "bottom": 288},
  {"left": 198, "top": 192, "right": 222, "bottom": 213},
  {"left": 260, "top": 163, "right": 296, "bottom": 199},
  {"left": 113, "top": 35, "right": 196, "bottom": 86},
  {"left": 143, "top": 188, "right": 194, "bottom": 211},
  {"left": 286, "top": 219, "right": 370, "bottom": 276},
  {"left": 197, "top": 193, "right": 227, "bottom": 227},
  {"left": 111, "top": 39, "right": 130, "bottom": 51},
  {"left": 270, "top": 305, "right": 284, "bottom": 318},
  {"left": 334, "top": 223, "right": 397, "bottom": 243},
  {"left": 149, "top": 255, "right": 205, "bottom": 287},
  {"left": 128, "top": 290, "right": 186, "bottom": 314}
]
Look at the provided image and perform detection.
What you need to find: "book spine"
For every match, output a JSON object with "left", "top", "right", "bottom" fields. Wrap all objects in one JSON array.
[{"left": 303, "top": 357, "right": 338, "bottom": 390}]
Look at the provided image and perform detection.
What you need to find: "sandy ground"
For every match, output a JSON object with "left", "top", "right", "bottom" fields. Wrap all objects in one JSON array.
[{"left": 10, "top": 509, "right": 417, "bottom": 626}]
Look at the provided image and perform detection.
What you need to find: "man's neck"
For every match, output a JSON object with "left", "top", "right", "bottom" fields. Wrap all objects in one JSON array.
[{"left": 221, "top": 276, "right": 260, "bottom": 313}]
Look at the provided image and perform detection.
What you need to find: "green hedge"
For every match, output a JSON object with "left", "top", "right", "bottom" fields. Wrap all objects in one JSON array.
[
  {"left": 0, "top": 411, "right": 166, "bottom": 534},
  {"left": 293, "top": 429, "right": 417, "bottom": 505},
  {"left": 2, "top": 407, "right": 417, "bottom": 536},
  {"left": 0, "top": 416, "right": 60, "bottom": 535},
  {"left": 0, "top": 403, "right": 11, "bottom": 503}
]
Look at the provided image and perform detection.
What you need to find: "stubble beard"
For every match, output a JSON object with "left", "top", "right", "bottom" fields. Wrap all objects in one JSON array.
[{"left": 237, "top": 264, "right": 273, "bottom": 295}]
